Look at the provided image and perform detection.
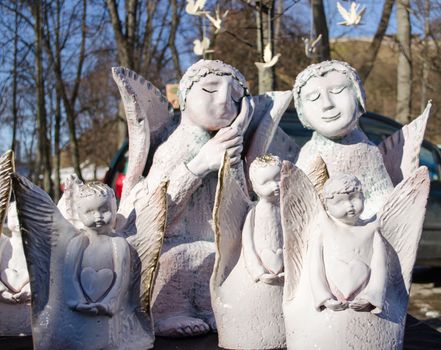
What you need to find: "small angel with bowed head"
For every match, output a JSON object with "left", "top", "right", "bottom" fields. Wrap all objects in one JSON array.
[
  {"left": 280, "top": 161, "right": 430, "bottom": 350},
  {"left": 210, "top": 154, "right": 286, "bottom": 350},
  {"left": 293, "top": 60, "right": 431, "bottom": 219},
  {"left": 12, "top": 175, "right": 167, "bottom": 350},
  {"left": 112, "top": 59, "right": 294, "bottom": 337}
]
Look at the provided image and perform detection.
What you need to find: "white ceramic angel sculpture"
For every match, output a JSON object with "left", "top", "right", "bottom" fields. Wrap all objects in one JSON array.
[
  {"left": 12, "top": 175, "right": 167, "bottom": 350},
  {"left": 294, "top": 60, "right": 431, "bottom": 219},
  {"left": 280, "top": 162, "right": 430, "bottom": 349},
  {"left": 211, "top": 154, "right": 285, "bottom": 349},
  {"left": 112, "top": 59, "right": 294, "bottom": 337},
  {"left": 0, "top": 150, "right": 31, "bottom": 336}
]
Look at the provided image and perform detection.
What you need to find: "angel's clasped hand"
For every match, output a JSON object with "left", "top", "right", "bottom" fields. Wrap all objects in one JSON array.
[
  {"left": 73, "top": 302, "right": 114, "bottom": 317},
  {"left": 323, "top": 298, "right": 348, "bottom": 311}
]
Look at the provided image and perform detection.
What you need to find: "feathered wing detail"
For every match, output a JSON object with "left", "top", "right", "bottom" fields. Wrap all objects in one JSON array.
[
  {"left": 0, "top": 150, "right": 14, "bottom": 233},
  {"left": 378, "top": 166, "right": 430, "bottom": 293},
  {"left": 211, "top": 154, "right": 252, "bottom": 293},
  {"left": 379, "top": 101, "right": 431, "bottom": 186},
  {"left": 244, "top": 91, "right": 294, "bottom": 169},
  {"left": 126, "top": 180, "right": 167, "bottom": 312},
  {"left": 112, "top": 67, "right": 175, "bottom": 217},
  {"left": 57, "top": 174, "right": 84, "bottom": 229},
  {"left": 11, "top": 174, "right": 77, "bottom": 313},
  {"left": 280, "top": 161, "right": 327, "bottom": 301},
  {"left": 304, "top": 155, "right": 328, "bottom": 199}
]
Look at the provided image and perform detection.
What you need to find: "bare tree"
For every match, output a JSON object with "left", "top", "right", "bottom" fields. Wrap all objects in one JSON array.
[
  {"left": 396, "top": 0, "right": 412, "bottom": 123},
  {"left": 311, "top": 0, "right": 330, "bottom": 62}
]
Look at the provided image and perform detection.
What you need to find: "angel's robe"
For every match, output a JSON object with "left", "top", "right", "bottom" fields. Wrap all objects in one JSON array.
[{"left": 296, "top": 128, "right": 394, "bottom": 219}]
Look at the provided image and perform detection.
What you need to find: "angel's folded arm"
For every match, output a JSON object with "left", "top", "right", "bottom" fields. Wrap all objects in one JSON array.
[
  {"left": 242, "top": 208, "right": 265, "bottom": 281},
  {"left": 308, "top": 233, "right": 333, "bottom": 311},
  {"left": 360, "top": 230, "right": 387, "bottom": 313}
]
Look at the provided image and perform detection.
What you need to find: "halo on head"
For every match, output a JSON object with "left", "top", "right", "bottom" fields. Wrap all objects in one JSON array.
[
  {"left": 178, "top": 59, "right": 250, "bottom": 111},
  {"left": 293, "top": 60, "right": 366, "bottom": 128},
  {"left": 323, "top": 173, "right": 363, "bottom": 200}
]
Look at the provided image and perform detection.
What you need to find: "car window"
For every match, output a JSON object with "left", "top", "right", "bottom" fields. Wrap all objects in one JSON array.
[{"left": 420, "top": 145, "right": 440, "bottom": 181}]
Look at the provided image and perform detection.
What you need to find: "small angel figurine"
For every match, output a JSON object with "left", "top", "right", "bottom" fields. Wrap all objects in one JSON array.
[
  {"left": 280, "top": 161, "right": 430, "bottom": 350},
  {"left": 293, "top": 60, "right": 431, "bottom": 219},
  {"left": 310, "top": 174, "right": 387, "bottom": 314},
  {"left": 210, "top": 154, "right": 285, "bottom": 350},
  {"left": 112, "top": 59, "right": 295, "bottom": 337},
  {"left": 0, "top": 150, "right": 31, "bottom": 336},
  {"left": 12, "top": 175, "right": 167, "bottom": 350}
]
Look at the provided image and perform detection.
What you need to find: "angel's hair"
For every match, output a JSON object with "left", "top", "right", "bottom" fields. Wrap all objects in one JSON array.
[
  {"left": 76, "top": 182, "right": 116, "bottom": 202},
  {"left": 293, "top": 60, "right": 366, "bottom": 128},
  {"left": 323, "top": 173, "right": 362, "bottom": 199},
  {"left": 178, "top": 59, "right": 249, "bottom": 111},
  {"left": 249, "top": 154, "right": 282, "bottom": 184}
]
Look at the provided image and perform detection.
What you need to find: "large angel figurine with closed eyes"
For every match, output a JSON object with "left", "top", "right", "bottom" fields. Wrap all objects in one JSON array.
[
  {"left": 280, "top": 161, "right": 430, "bottom": 350},
  {"left": 12, "top": 174, "right": 167, "bottom": 350},
  {"left": 112, "top": 59, "right": 296, "bottom": 337},
  {"left": 294, "top": 60, "right": 431, "bottom": 220}
]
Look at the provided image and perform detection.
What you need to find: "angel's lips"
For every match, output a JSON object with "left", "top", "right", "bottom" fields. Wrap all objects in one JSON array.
[
  {"left": 94, "top": 220, "right": 106, "bottom": 227},
  {"left": 322, "top": 112, "right": 341, "bottom": 122}
]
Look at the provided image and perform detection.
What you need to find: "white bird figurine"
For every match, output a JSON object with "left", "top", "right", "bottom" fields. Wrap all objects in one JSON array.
[
  {"left": 205, "top": 7, "right": 229, "bottom": 33},
  {"left": 193, "top": 37, "right": 213, "bottom": 56},
  {"left": 255, "top": 43, "right": 281, "bottom": 69},
  {"left": 337, "top": 1, "right": 366, "bottom": 26},
  {"left": 186, "top": 0, "right": 207, "bottom": 16},
  {"left": 303, "top": 34, "right": 322, "bottom": 58}
]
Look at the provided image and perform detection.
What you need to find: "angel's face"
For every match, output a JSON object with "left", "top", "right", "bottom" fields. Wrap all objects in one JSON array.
[
  {"left": 300, "top": 71, "right": 360, "bottom": 139},
  {"left": 325, "top": 191, "right": 364, "bottom": 225},
  {"left": 183, "top": 74, "right": 244, "bottom": 131},
  {"left": 251, "top": 164, "right": 281, "bottom": 202},
  {"left": 77, "top": 195, "right": 116, "bottom": 234}
]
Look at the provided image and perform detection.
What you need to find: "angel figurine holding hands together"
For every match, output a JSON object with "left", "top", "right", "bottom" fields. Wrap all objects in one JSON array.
[{"left": 280, "top": 162, "right": 430, "bottom": 350}]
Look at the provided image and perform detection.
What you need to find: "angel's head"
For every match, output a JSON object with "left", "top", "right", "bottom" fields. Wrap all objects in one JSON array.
[
  {"left": 178, "top": 59, "right": 250, "bottom": 131},
  {"left": 293, "top": 60, "right": 366, "bottom": 139},
  {"left": 323, "top": 173, "right": 364, "bottom": 225},
  {"left": 7, "top": 201, "right": 19, "bottom": 234},
  {"left": 75, "top": 182, "right": 117, "bottom": 234},
  {"left": 249, "top": 154, "right": 282, "bottom": 202}
]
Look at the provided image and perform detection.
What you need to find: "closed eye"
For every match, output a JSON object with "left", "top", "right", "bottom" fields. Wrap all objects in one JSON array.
[
  {"left": 329, "top": 86, "right": 346, "bottom": 94},
  {"left": 202, "top": 88, "right": 217, "bottom": 93},
  {"left": 306, "top": 91, "right": 320, "bottom": 101}
]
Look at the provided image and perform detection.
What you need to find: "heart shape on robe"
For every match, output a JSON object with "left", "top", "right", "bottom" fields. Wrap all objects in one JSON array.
[
  {"left": 80, "top": 267, "right": 115, "bottom": 303},
  {"left": 1, "top": 268, "right": 29, "bottom": 293},
  {"left": 326, "top": 258, "right": 370, "bottom": 300},
  {"left": 260, "top": 248, "right": 284, "bottom": 275}
]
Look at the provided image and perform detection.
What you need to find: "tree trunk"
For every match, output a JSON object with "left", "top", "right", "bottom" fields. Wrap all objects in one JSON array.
[
  {"left": 11, "top": 0, "right": 19, "bottom": 152},
  {"left": 168, "top": 0, "right": 182, "bottom": 80},
  {"left": 311, "top": 0, "right": 330, "bottom": 62},
  {"left": 357, "top": 0, "right": 395, "bottom": 81},
  {"left": 396, "top": 0, "right": 412, "bottom": 124},
  {"left": 420, "top": 0, "right": 430, "bottom": 113},
  {"left": 33, "top": 1, "right": 53, "bottom": 195},
  {"left": 256, "top": 0, "right": 276, "bottom": 93}
]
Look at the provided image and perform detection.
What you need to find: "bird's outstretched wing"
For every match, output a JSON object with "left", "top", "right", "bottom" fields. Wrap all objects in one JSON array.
[
  {"left": 57, "top": 174, "right": 84, "bottom": 230},
  {"left": 378, "top": 166, "right": 430, "bottom": 293},
  {"left": 125, "top": 180, "right": 168, "bottom": 313},
  {"left": 12, "top": 174, "right": 77, "bottom": 313},
  {"left": 280, "top": 161, "right": 327, "bottom": 302},
  {"left": 112, "top": 67, "right": 176, "bottom": 217},
  {"left": 379, "top": 101, "right": 431, "bottom": 186},
  {"left": 211, "top": 154, "right": 252, "bottom": 293},
  {"left": 244, "top": 91, "right": 294, "bottom": 173},
  {"left": 0, "top": 150, "right": 14, "bottom": 233}
]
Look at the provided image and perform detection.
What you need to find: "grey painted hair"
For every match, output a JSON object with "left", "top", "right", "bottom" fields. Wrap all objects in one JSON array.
[
  {"left": 293, "top": 60, "right": 366, "bottom": 128},
  {"left": 323, "top": 173, "right": 363, "bottom": 200},
  {"left": 178, "top": 59, "right": 249, "bottom": 111}
]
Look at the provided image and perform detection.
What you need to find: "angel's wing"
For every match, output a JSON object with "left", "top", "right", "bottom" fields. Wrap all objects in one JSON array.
[
  {"left": 57, "top": 174, "right": 84, "bottom": 229},
  {"left": 280, "top": 161, "right": 327, "bottom": 302},
  {"left": 12, "top": 174, "right": 77, "bottom": 313},
  {"left": 211, "top": 154, "right": 252, "bottom": 292},
  {"left": 244, "top": 91, "right": 293, "bottom": 171},
  {"left": 304, "top": 155, "right": 329, "bottom": 198},
  {"left": 112, "top": 67, "right": 175, "bottom": 216},
  {"left": 0, "top": 150, "right": 14, "bottom": 233},
  {"left": 126, "top": 180, "right": 167, "bottom": 313},
  {"left": 379, "top": 101, "right": 431, "bottom": 186},
  {"left": 378, "top": 166, "right": 430, "bottom": 293}
]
